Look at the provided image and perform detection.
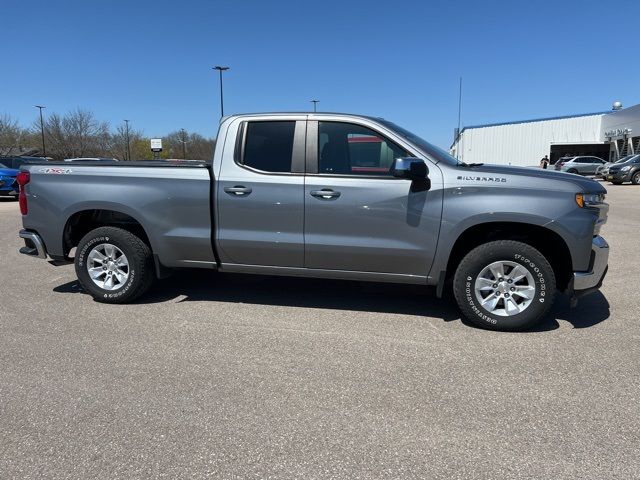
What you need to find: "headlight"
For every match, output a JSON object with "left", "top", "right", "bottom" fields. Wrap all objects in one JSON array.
[
  {"left": 575, "top": 193, "right": 605, "bottom": 208},
  {"left": 621, "top": 165, "right": 631, "bottom": 172}
]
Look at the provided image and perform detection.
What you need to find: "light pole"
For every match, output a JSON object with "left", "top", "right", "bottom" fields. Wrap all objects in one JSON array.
[
  {"left": 180, "top": 128, "right": 187, "bottom": 160},
  {"left": 124, "top": 119, "right": 131, "bottom": 161},
  {"left": 35, "top": 105, "right": 46, "bottom": 157},
  {"left": 311, "top": 100, "right": 319, "bottom": 112},
  {"left": 213, "top": 66, "right": 230, "bottom": 117}
]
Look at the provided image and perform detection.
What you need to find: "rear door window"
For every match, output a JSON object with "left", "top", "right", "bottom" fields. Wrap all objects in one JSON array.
[{"left": 241, "top": 121, "right": 296, "bottom": 173}]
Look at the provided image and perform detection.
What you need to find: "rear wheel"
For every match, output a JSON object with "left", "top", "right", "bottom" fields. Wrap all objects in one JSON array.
[
  {"left": 453, "top": 240, "right": 556, "bottom": 331},
  {"left": 632, "top": 171, "right": 640, "bottom": 185},
  {"left": 75, "top": 226, "right": 154, "bottom": 303},
  {"left": 567, "top": 168, "right": 578, "bottom": 174}
]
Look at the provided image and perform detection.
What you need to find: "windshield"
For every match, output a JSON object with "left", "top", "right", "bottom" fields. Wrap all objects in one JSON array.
[
  {"left": 0, "top": 163, "right": 7, "bottom": 169},
  {"left": 377, "top": 119, "right": 461, "bottom": 166}
]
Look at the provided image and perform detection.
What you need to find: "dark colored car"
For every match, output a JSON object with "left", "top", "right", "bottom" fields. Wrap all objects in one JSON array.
[
  {"left": 595, "top": 155, "right": 634, "bottom": 179},
  {"left": 606, "top": 154, "right": 640, "bottom": 185},
  {"left": 0, "top": 156, "right": 46, "bottom": 170},
  {"left": 0, "top": 162, "right": 19, "bottom": 197}
]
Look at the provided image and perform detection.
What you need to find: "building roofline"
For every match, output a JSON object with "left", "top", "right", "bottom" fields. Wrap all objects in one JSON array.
[
  {"left": 459, "top": 110, "right": 609, "bottom": 132},
  {"left": 451, "top": 110, "right": 611, "bottom": 148}
]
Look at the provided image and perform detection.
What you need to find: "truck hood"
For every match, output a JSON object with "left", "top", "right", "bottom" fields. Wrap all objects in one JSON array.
[{"left": 459, "top": 164, "right": 606, "bottom": 194}]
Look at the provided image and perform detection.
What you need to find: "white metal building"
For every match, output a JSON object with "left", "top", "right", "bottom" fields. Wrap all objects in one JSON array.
[{"left": 450, "top": 103, "right": 640, "bottom": 167}]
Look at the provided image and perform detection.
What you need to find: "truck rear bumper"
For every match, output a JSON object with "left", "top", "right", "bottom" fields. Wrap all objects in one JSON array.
[
  {"left": 573, "top": 235, "right": 608, "bottom": 292},
  {"left": 19, "top": 229, "right": 48, "bottom": 259}
]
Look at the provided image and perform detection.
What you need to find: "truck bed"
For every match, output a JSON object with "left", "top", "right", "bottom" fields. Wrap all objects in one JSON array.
[{"left": 21, "top": 161, "right": 216, "bottom": 268}]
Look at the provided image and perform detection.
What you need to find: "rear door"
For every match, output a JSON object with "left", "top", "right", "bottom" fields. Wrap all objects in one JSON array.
[
  {"left": 216, "top": 117, "right": 306, "bottom": 267},
  {"left": 303, "top": 119, "right": 443, "bottom": 277},
  {"left": 587, "top": 157, "right": 605, "bottom": 174}
]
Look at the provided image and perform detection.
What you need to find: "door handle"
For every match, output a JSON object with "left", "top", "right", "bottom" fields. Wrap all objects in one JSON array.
[
  {"left": 224, "top": 186, "right": 252, "bottom": 196},
  {"left": 310, "top": 189, "right": 341, "bottom": 199}
]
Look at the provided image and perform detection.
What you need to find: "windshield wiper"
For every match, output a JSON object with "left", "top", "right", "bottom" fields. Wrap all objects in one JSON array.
[{"left": 465, "top": 163, "right": 484, "bottom": 167}]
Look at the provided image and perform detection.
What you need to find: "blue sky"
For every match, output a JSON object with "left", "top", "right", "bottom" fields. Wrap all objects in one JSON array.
[{"left": 2, "top": 0, "right": 638, "bottom": 148}]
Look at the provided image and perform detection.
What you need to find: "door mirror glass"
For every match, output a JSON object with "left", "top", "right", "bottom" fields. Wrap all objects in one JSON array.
[{"left": 391, "top": 158, "right": 428, "bottom": 180}]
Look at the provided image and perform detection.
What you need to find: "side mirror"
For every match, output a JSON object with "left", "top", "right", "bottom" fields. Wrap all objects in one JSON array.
[{"left": 391, "top": 158, "right": 428, "bottom": 180}]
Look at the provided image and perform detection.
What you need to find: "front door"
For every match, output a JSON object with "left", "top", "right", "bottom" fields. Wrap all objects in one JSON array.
[
  {"left": 304, "top": 120, "right": 443, "bottom": 277},
  {"left": 216, "top": 118, "right": 306, "bottom": 267}
]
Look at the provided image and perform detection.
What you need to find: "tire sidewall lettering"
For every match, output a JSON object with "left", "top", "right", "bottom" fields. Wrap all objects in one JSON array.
[
  {"left": 465, "top": 251, "right": 549, "bottom": 325},
  {"left": 77, "top": 236, "right": 135, "bottom": 298}
]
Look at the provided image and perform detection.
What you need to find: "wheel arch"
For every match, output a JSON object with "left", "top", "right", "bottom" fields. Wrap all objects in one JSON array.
[
  {"left": 442, "top": 221, "right": 573, "bottom": 293},
  {"left": 62, "top": 207, "right": 153, "bottom": 258}
]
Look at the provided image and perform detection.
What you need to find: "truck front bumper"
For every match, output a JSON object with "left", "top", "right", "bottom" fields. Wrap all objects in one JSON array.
[
  {"left": 606, "top": 172, "right": 631, "bottom": 183},
  {"left": 573, "top": 236, "right": 609, "bottom": 293}
]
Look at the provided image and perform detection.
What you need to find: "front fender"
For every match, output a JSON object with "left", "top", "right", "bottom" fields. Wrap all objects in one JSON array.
[{"left": 428, "top": 186, "right": 596, "bottom": 282}]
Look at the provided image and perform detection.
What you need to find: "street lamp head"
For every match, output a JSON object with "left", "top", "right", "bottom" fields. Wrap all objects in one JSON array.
[
  {"left": 35, "top": 105, "right": 46, "bottom": 109},
  {"left": 213, "top": 66, "right": 230, "bottom": 71}
]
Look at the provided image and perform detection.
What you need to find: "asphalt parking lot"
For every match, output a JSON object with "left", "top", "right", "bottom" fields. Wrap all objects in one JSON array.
[{"left": 1, "top": 183, "right": 639, "bottom": 479}]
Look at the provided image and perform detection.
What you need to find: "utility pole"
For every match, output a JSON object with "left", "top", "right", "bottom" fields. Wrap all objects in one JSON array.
[
  {"left": 457, "top": 77, "right": 462, "bottom": 136},
  {"left": 311, "top": 100, "right": 319, "bottom": 112},
  {"left": 35, "top": 105, "right": 46, "bottom": 157},
  {"left": 213, "top": 66, "right": 230, "bottom": 117},
  {"left": 455, "top": 77, "right": 463, "bottom": 160},
  {"left": 180, "top": 128, "right": 187, "bottom": 160},
  {"left": 124, "top": 119, "right": 131, "bottom": 161}
]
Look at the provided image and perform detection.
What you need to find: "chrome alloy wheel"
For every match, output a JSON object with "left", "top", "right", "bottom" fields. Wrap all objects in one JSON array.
[
  {"left": 87, "top": 243, "right": 129, "bottom": 291},
  {"left": 474, "top": 260, "right": 535, "bottom": 317}
]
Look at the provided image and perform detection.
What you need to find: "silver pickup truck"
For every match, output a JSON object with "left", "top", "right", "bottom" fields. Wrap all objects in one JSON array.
[{"left": 17, "top": 113, "right": 609, "bottom": 331}]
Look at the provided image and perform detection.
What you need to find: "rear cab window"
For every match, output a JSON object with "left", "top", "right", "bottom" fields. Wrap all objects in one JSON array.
[{"left": 240, "top": 121, "right": 296, "bottom": 173}]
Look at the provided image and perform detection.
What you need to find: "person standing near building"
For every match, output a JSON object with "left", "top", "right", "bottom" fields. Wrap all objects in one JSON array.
[{"left": 540, "top": 155, "right": 549, "bottom": 169}]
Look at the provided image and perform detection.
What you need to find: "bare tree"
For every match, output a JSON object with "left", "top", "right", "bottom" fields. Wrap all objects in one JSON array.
[
  {"left": 0, "top": 113, "right": 28, "bottom": 155},
  {"left": 7, "top": 109, "right": 215, "bottom": 161},
  {"left": 32, "top": 109, "right": 111, "bottom": 160},
  {"left": 163, "top": 129, "right": 215, "bottom": 161},
  {"left": 34, "top": 112, "right": 66, "bottom": 160},
  {"left": 110, "top": 123, "right": 145, "bottom": 160},
  {"left": 62, "top": 109, "right": 110, "bottom": 158}
]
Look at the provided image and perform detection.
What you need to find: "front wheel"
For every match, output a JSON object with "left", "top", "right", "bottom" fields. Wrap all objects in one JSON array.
[
  {"left": 632, "top": 171, "right": 640, "bottom": 185},
  {"left": 453, "top": 240, "right": 556, "bottom": 331},
  {"left": 75, "top": 226, "right": 155, "bottom": 303}
]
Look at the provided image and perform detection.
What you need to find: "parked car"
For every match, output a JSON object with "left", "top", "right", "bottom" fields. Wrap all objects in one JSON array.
[
  {"left": 16, "top": 113, "right": 609, "bottom": 332},
  {"left": 0, "top": 156, "right": 46, "bottom": 170},
  {"left": 596, "top": 155, "right": 635, "bottom": 179},
  {"left": 605, "top": 154, "right": 640, "bottom": 185},
  {"left": 63, "top": 157, "right": 119, "bottom": 162},
  {"left": 0, "top": 162, "right": 19, "bottom": 197},
  {"left": 554, "top": 156, "right": 606, "bottom": 175}
]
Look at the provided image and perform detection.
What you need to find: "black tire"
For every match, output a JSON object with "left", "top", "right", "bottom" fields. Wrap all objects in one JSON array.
[
  {"left": 567, "top": 168, "right": 578, "bottom": 174},
  {"left": 632, "top": 171, "right": 640, "bottom": 185},
  {"left": 453, "top": 240, "right": 556, "bottom": 331},
  {"left": 75, "top": 226, "right": 154, "bottom": 303},
  {"left": 611, "top": 181, "right": 623, "bottom": 185}
]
